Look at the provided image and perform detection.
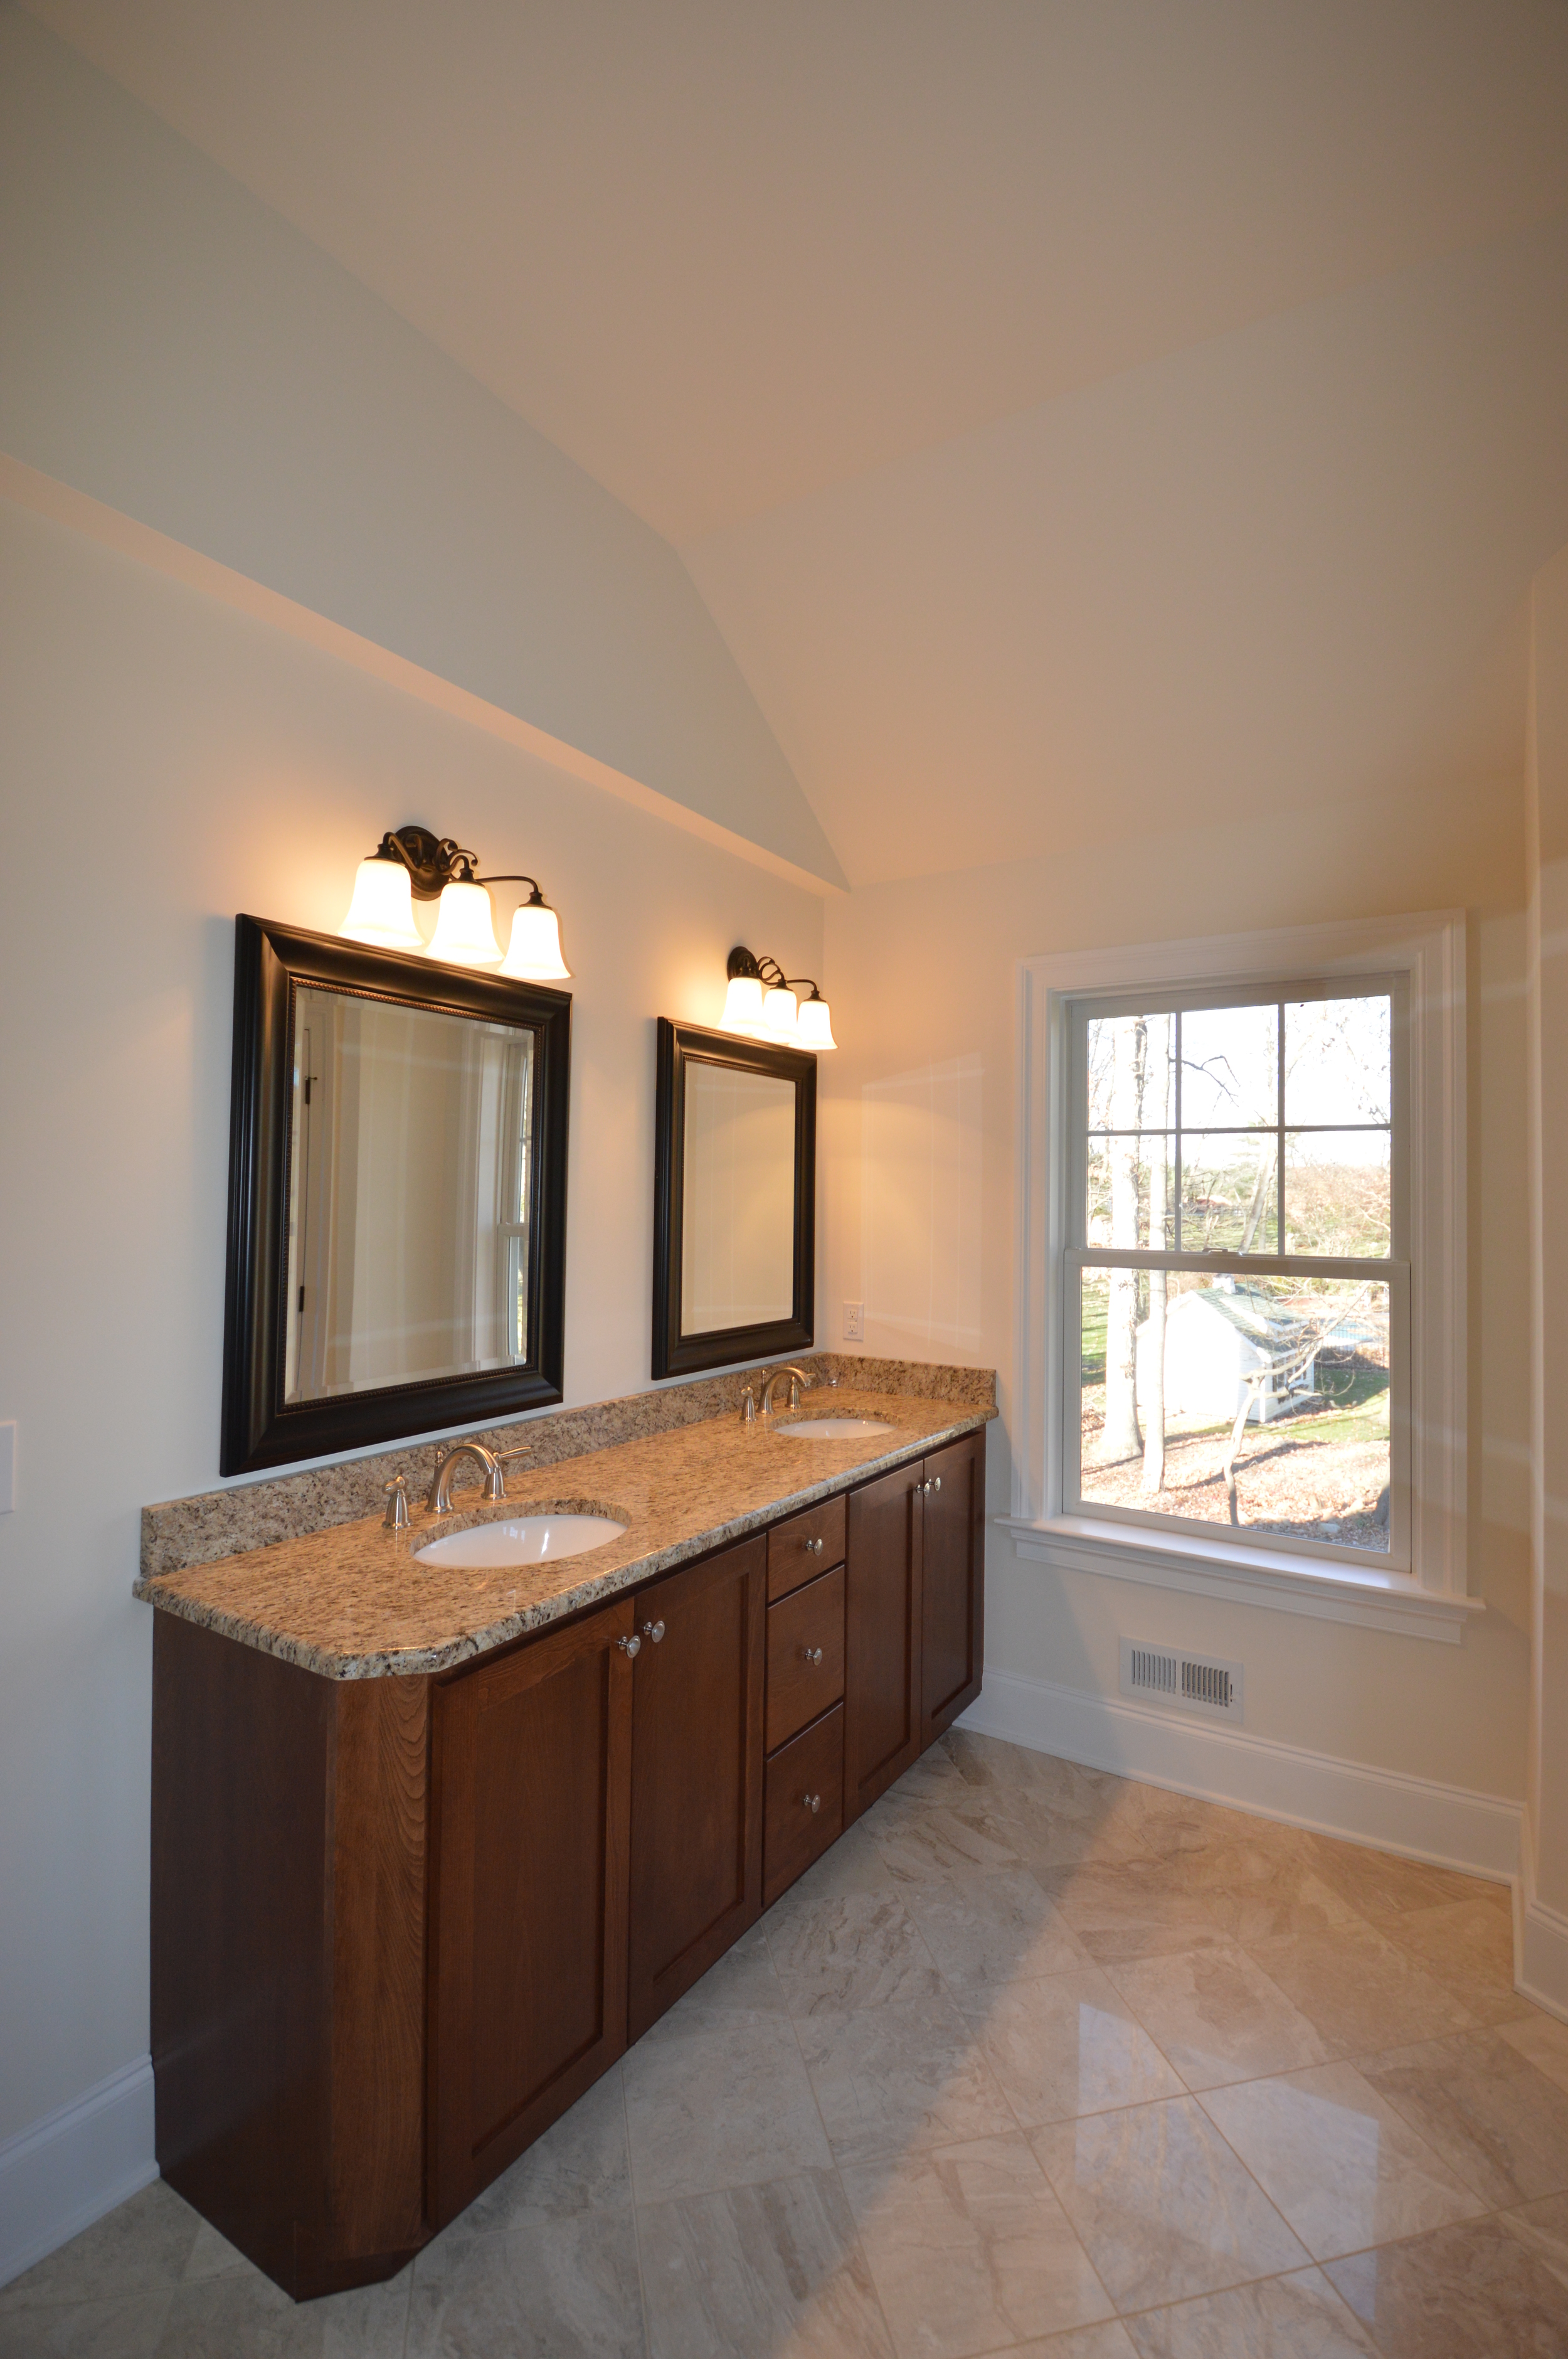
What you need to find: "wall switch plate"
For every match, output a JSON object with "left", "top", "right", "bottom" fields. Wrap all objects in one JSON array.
[
  {"left": 0, "top": 1422, "right": 14, "bottom": 1513},
  {"left": 843, "top": 1301, "right": 864, "bottom": 1341}
]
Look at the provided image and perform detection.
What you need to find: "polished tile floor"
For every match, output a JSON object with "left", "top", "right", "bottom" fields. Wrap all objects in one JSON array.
[{"left": 6, "top": 1731, "right": 1568, "bottom": 2356}]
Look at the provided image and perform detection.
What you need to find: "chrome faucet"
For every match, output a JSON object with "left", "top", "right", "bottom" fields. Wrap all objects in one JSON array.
[
  {"left": 760, "top": 1365, "right": 811, "bottom": 1419},
  {"left": 427, "top": 1440, "right": 505, "bottom": 1515}
]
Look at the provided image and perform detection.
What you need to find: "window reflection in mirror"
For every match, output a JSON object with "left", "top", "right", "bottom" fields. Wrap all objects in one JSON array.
[
  {"left": 284, "top": 988, "right": 535, "bottom": 1402},
  {"left": 680, "top": 1061, "right": 795, "bottom": 1335}
]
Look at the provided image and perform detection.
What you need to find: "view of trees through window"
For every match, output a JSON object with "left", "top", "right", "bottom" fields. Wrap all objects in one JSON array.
[{"left": 1074, "top": 991, "right": 1396, "bottom": 1552}]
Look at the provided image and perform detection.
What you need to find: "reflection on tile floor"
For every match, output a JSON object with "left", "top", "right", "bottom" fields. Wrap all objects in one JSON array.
[{"left": 5, "top": 1732, "right": 1568, "bottom": 2355}]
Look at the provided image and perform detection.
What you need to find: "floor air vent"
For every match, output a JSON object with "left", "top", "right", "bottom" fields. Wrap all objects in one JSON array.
[{"left": 1119, "top": 1639, "right": 1244, "bottom": 1722}]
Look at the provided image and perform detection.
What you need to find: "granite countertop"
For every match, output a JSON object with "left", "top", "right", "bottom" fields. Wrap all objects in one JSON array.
[{"left": 135, "top": 1386, "right": 996, "bottom": 1680}]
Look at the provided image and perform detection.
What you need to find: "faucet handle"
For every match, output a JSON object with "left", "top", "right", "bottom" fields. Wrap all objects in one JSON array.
[
  {"left": 383, "top": 1476, "right": 410, "bottom": 1531},
  {"left": 739, "top": 1384, "right": 758, "bottom": 1425}
]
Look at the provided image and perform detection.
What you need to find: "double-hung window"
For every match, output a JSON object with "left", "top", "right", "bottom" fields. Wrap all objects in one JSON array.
[
  {"left": 1067, "top": 980, "right": 1406, "bottom": 1568},
  {"left": 1012, "top": 917, "right": 1469, "bottom": 1634}
]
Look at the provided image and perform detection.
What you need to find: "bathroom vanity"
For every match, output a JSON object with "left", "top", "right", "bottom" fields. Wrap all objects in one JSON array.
[{"left": 140, "top": 1381, "right": 990, "bottom": 2301}]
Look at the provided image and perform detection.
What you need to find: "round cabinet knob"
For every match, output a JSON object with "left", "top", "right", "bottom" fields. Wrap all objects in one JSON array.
[
  {"left": 804, "top": 1535, "right": 824, "bottom": 1553},
  {"left": 803, "top": 1792, "right": 821, "bottom": 1815},
  {"left": 803, "top": 1645, "right": 824, "bottom": 1666},
  {"left": 617, "top": 1633, "right": 642, "bottom": 1658},
  {"left": 933, "top": 1476, "right": 942, "bottom": 1492},
  {"left": 642, "top": 1619, "right": 665, "bottom": 1643}
]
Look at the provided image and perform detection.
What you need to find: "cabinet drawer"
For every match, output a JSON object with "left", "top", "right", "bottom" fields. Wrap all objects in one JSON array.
[
  {"left": 763, "top": 1705, "right": 844, "bottom": 1907},
  {"left": 766, "top": 1565, "right": 845, "bottom": 1753},
  {"left": 767, "top": 1495, "right": 847, "bottom": 1600}
]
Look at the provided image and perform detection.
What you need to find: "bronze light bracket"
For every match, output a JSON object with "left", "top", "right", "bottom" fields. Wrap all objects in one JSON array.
[
  {"left": 726, "top": 942, "right": 829, "bottom": 1008},
  {"left": 368, "top": 825, "right": 553, "bottom": 913}
]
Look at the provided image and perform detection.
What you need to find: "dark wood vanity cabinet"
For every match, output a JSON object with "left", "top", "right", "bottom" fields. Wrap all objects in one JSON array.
[
  {"left": 151, "top": 1424, "right": 985, "bottom": 2296},
  {"left": 627, "top": 1538, "right": 766, "bottom": 2038},
  {"left": 426, "top": 1595, "right": 635, "bottom": 2227}
]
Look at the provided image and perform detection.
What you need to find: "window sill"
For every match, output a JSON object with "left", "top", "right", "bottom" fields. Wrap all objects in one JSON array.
[{"left": 995, "top": 1514, "right": 1481, "bottom": 1644}]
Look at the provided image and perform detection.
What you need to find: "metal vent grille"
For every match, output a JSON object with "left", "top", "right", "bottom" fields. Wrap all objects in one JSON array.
[{"left": 1119, "top": 1639, "right": 1244, "bottom": 1722}]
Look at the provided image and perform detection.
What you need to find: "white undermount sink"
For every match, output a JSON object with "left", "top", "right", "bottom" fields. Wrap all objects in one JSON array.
[
  {"left": 777, "top": 1415, "right": 893, "bottom": 1440},
  {"left": 415, "top": 1514, "right": 627, "bottom": 1569}
]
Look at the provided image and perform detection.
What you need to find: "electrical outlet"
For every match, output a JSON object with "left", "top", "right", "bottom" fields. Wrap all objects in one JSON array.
[{"left": 843, "top": 1301, "right": 864, "bottom": 1341}]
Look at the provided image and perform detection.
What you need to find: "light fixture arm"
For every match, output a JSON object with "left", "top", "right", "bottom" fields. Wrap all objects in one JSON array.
[{"left": 370, "top": 825, "right": 481, "bottom": 900}]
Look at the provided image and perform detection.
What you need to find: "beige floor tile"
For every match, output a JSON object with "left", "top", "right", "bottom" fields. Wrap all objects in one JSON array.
[
  {"left": 1030, "top": 2096, "right": 1310, "bottom": 2311},
  {"left": 1326, "top": 2213, "right": 1568, "bottom": 2356},
  {"left": 1197, "top": 2061, "right": 1486, "bottom": 2259},
  {"left": 865, "top": 1796, "right": 1029, "bottom": 1888},
  {"left": 1370, "top": 1893, "right": 1532, "bottom": 2026},
  {"left": 1121, "top": 2266, "right": 1380, "bottom": 2356},
  {"left": 796, "top": 1988, "right": 1015, "bottom": 2166},
  {"left": 766, "top": 1889, "right": 946, "bottom": 2016},
  {"left": 1118, "top": 1789, "right": 1302, "bottom": 1861},
  {"left": 159, "top": 2262, "right": 412, "bottom": 2356},
  {"left": 887, "top": 1745, "right": 975, "bottom": 1805},
  {"left": 622, "top": 2008, "right": 832, "bottom": 2202},
  {"left": 650, "top": 1918, "right": 789, "bottom": 2028},
  {"left": 1503, "top": 2009, "right": 1568, "bottom": 2097},
  {"left": 1034, "top": 1860, "right": 1230, "bottom": 1966},
  {"left": 1148, "top": 1828, "right": 1365, "bottom": 1947},
  {"left": 842, "top": 2129, "right": 1116, "bottom": 2357},
  {"left": 992, "top": 2326, "right": 1138, "bottom": 2359},
  {"left": 1102, "top": 1946, "right": 1330, "bottom": 2090},
  {"left": 0, "top": 2288, "right": 174, "bottom": 2356},
  {"left": 461, "top": 2064, "right": 631, "bottom": 2234},
  {"left": 768, "top": 1820, "right": 896, "bottom": 1909},
  {"left": 407, "top": 2212, "right": 642, "bottom": 2358},
  {"left": 900, "top": 1865, "right": 1093, "bottom": 1998},
  {"left": 638, "top": 2166, "right": 894, "bottom": 2358},
  {"left": 957, "top": 1757, "right": 1157, "bottom": 1873},
  {"left": 1504, "top": 2191, "right": 1568, "bottom": 2294},
  {"left": 1243, "top": 1920, "right": 1477, "bottom": 2055},
  {"left": 964, "top": 1965, "right": 1186, "bottom": 2129},
  {"left": 0, "top": 2183, "right": 208, "bottom": 2311},
  {"left": 1301, "top": 1834, "right": 1495, "bottom": 1920},
  {"left": 1360, "top": 2025, "right": 1568, "bottom": 2207}
]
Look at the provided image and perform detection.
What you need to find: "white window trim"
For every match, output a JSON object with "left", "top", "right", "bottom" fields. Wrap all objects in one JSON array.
[{"left": 1005, "top": 912, "right": 1476, "bottom": 1644}]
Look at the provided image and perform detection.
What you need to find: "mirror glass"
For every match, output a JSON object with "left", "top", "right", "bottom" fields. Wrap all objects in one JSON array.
[
  {"left": 284, "top": 986, "right": 535, "bottom": 1402},
  {"left": 681, "top": 1061, "right": 796, "bottom": 1334}
]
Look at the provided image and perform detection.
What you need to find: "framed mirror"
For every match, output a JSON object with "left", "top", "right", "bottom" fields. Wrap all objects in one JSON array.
[
  {"left": 652, "top": 1018, "right": 815, "bottom": 1380},
  {"left": 221, "top": 915, "right": 570, "bottom": 1473}
]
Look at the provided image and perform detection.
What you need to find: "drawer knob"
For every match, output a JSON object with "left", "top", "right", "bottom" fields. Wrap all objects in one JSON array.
[
  {"left": 642, "top": 1619, "right": 665, "bottom": 1644},
  {"left": 803, "top": 1792, "right": 821, "bottom": 1814},
  {"left": 803, "top": 1645, "right": 824, "bottom": 1666},
  {"left": 933, "top": 1475, "right": 942, "bottom": 1493},
  {"left": 617, "top": 1633, "right": 642, "bottom": 1658},
  {"left": 804, "top": 1535, "right": 824, "bottom": 1553}
]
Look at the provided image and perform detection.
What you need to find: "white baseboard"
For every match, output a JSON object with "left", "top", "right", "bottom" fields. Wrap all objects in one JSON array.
[
  {"left": 0, "top": 2057, "right": 157, "bottom": 2289},
  {"left": 958, "top": 1666, "right": 1522, "bottom": 1884},
  {"left": 1517, "top": 1821, "right": 1568, "bottom": 2025}
]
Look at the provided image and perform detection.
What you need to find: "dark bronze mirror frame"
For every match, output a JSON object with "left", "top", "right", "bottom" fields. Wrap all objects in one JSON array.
[
  {"left": 221, "top": 914, "right": 571, "bottom": 1475},
  {"left": 652, "top": 1017, "right": 815, "bottom": 1381}
]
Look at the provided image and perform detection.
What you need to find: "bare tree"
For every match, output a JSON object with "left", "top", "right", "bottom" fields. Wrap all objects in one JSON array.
[
  {"left": 1141, "top": 1014, "right": 1170, "bottom": 1492},
  {"left": 1102, "top": 1017, "right": 1145, "bottom": 1462}
]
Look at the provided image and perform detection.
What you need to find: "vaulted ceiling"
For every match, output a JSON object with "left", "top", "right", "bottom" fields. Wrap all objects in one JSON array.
[{"left": 27, "top": 0, "right": 1568, "bottom": 883}]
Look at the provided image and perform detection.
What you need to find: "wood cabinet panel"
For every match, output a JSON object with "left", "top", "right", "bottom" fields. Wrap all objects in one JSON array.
[
  {"left": 428, "top": 1599, "right": 633, "bottom": 2227},
  {"left": 766, "top": 1494, "right": 847, "bottom": 1599},
  {"left": 765, "top": 1563, "right": 845, "bottom": 1753},
  {"left": 628, "top": 1537, "right": 766, "bottom": 2039},
  {"left": 843, "top": 1461, "right": 924, "bottom": 1824},
  {"left": 921, "top": 1429, "right": 985, "bottom": 1743},
  {"left": 764, "top": 1704, "right": 845, "bottom": 1905}
]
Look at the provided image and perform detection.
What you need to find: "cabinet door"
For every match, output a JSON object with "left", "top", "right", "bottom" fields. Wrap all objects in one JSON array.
[
  {"left": 921, "top": 1429, "right": 985, "bottom": 1742},
  {"left": 427, "top": 1597, "right": 634, "bottom": 2227},
  {"left": 628, "top": 1536, "right": 766, "bottom": 2038},
  {"left": 844, "top": 1461, "right": 924, "bottom": 1824}
]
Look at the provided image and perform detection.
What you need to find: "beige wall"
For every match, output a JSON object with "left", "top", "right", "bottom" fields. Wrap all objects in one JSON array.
[
  {"left": 1526, "top": 543, "right": 1568, "bottom": 1922},
  {"left": 0, "top": 494, "right": 823, "bottom": 2144},
  {"left": 822, "top": 771, "right": 1532, "bottom": 1801}
]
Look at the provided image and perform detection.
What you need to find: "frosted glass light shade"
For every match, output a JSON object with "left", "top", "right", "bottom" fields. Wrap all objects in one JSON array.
[
  {"left": 340, "top": 856, "right": 422, "bottom": 949},
  {"left": 721, "top": 974, "right": 765, "bottom": 1031},
  {"left": 426, "top": 879, "right": 502, "bottom": 966},
  {"left": 796, "top": 994, "right": 838, "bottom": 1050},
  {"left": 762, "top": 984, "right": 798, "bottom": 1038},
  {"left": 500, "top": 897, "right": 571, "bottom": 980}
]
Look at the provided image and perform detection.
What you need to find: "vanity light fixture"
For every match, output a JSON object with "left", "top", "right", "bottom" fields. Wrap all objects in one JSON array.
[
  {"left": 339, "top": 826, "right": 571, "bottom": 979},
  {"left": 720, "top": 946, "right": 837, "bottom": 1050}
]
